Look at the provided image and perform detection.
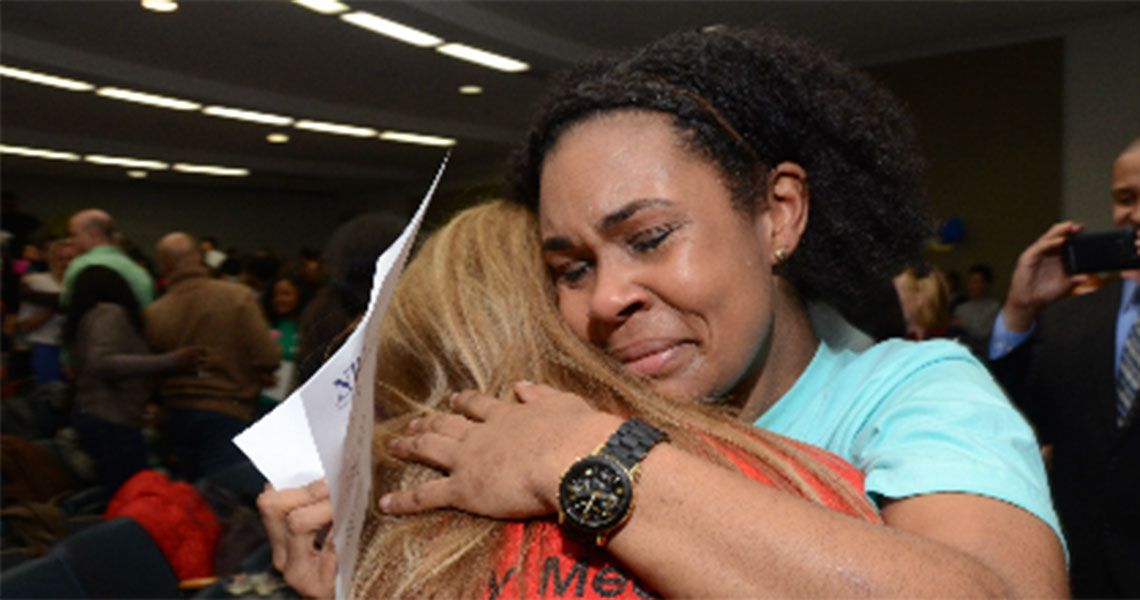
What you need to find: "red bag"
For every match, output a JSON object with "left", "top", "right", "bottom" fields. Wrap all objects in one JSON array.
[{"left": 104, "top": 470, "right": 221, "bottom": 580}]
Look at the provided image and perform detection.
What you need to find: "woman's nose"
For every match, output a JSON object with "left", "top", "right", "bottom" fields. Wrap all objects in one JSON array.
[{"left": 587, "top": 263, "right": 647, "bottom": 324}]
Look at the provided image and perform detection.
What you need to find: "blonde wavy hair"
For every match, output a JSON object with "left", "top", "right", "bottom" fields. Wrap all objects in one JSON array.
[
  {"left": 353, "top": 200, "right": 877, "bottom": 598},
  {"left": 893, "top": 268, "right": 951, "bottom": 339}
]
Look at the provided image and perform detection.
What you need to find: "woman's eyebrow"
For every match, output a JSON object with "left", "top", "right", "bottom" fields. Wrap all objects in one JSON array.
[
  {"left": 541, "top": 198, "right": 674, "bottom": 252},
  {"left": 541, "top": 236, "right": 572, "bottom": 252},
  {"left": 597, "top": 198, "right": 673, "bottom": 233}
]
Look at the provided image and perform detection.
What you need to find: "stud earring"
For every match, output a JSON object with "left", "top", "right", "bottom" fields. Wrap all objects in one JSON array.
[{"left": 773, "top": 248, "right": 788, "bottom": 263}]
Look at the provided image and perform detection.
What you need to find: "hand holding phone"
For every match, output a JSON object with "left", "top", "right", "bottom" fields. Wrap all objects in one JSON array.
[{"left": 1061, "top": 228, "right": 1140, "bottom": 274}]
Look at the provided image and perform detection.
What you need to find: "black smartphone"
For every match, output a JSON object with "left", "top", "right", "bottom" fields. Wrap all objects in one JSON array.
[{"left": 1061, "top": 228, "right": 1140, "bottom": 274}]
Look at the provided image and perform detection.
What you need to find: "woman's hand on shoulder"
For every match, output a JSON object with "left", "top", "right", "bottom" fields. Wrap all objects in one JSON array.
[{"left": 380, "top": 381, "right": 622, "bottom": 519}]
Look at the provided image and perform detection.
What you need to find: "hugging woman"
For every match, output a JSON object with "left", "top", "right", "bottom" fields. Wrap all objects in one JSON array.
[{"left": 263, "top": 27, "right": 1066, "bottom": 598}]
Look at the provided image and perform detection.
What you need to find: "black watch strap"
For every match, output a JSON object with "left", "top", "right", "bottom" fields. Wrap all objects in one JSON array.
[{"left": 600, "top": 417, "right": 667, "bottom": 470}]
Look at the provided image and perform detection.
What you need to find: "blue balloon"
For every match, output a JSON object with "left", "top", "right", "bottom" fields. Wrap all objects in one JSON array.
[{"left": 938, "top": 217, "right": 966, "bottom": 245}]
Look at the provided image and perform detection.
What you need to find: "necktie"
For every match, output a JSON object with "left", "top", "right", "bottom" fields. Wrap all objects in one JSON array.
[{"left": 1116, "top": 316, "right": 1140, "bottom": 427}]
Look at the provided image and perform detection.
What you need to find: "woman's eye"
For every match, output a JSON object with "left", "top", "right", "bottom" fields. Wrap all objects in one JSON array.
[
  {"left": 555, "top": 261, "right": 591, "bottom": 285},
  {"left": 630, "top": 225, "right": 676, "bottom": 253}
]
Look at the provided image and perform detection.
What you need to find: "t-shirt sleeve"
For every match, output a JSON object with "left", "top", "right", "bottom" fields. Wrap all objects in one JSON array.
[{"left": 852, "top": 352, "right": 1064, "bottom": 547}]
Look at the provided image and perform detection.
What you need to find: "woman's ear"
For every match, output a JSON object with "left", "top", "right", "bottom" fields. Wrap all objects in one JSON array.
[{"left": 764, "top": 162, "right": 809, "bottom": 262}]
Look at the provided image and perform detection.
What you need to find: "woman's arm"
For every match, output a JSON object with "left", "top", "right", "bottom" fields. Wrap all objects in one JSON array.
[
  {"left": 83, "top": 306, "right": 200, "bottom": 379},
  {"left": 382, "top": 382, "right": 1067, "bottom": 598}
]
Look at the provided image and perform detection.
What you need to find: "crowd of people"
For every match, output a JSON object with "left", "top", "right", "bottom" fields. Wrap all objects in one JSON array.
[
  {"left": 0, "top": 207, "right": 403, "bottom": 544},
  {"left": 2, "top": 24, "right": 1138, "bottom": 599}
]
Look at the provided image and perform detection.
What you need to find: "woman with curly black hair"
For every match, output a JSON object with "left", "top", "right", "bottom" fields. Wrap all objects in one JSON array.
[
  {"left": 270, "top": 27, "right": 1066, "bottom": 597},
  {"left": 65, "top": 265, "right": 200, "bottom": 489}
]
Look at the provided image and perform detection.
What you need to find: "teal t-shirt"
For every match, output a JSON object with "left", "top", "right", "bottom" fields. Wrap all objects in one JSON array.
[
  {"left": 62, "top": 245, "right": 156, "bottom": 308},
  {"left": 756, "top": 326, "right": 1064, "bottom": 547}
]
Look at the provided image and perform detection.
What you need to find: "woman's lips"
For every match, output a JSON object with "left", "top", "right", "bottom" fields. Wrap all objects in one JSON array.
[{"left": 612, "top": 340, "right": 692, "bottom": 377}]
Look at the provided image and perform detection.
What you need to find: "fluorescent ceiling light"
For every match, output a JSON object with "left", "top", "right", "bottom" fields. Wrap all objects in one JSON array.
[
  {"left": 203, "top": 105, "right": 294, "bottom": 126},
  {"left": 0, "top": 65, "right": 95, "bottom": 92},
  {"left": 174, "top": 163, "right": 250, "bottom": 177},
  {"left": 0, "top": 144, "right": 81, "bottom": 161},
  {"left": 266, "top": 133, "right": 290, "bottom": 144},
  {"left": 458, "top": 85, "right": 483, "bottom": 95},
  {"left": 295, "top": 119, "right": 377, "bottom": 138},
  {"left": 96, "top": 87, "right": 201, "bottom": 111},
  {"left": 85, "top": 154, "right": 169, "bottom": 170},
  {"left": 340, "top": 12, "right": 442, "bottom": 47},
  {"left": 127, "top": 170, "right": 149, "bottom": 179},
  {"left": 141, "top": 0, "right": 179, "bottom": 13},
  {"left": 291, "top": 0, "right": 348, "bottom": 15},
  {"left": 379, "top": 131, "right": 457, "bottom": 148},
  {"left": 436, "top": 43, "right": 529, "bottom": 73}
]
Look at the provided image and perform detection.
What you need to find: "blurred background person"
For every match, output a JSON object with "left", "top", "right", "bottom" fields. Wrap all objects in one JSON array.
[
  {"left": 294, "top": 213, "right": 404, "bottom": 388},
  {"left": 16, "top": 239, "right": 76, "bottom": 385},
  {"left": 894, "top": 267, "right": 954, "bottom": 340},
  {"left": 63, "top": 209, "right": 155, "bottom": 309},
  {"left": 64, "top": 265, "right": 199, "bottom": 490},
  {"left": 199, "top": 236, "right": 227, "bottom": 273},
  {"left": 146, "top": 232, "right": 280, "bottom": 481},
  {"left": 988, "top": 137, "right": 1140, "bottom": 597},
  {"left": 952, "top": 263, "right": 1002, "bottom": 355},
  {"left": 257, "top": 272, "right": 312, "bottom": 415}
]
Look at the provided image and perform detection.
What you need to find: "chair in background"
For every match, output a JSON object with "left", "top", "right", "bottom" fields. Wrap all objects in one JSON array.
[
  {"left": 53, "top": 516, "right": 179, "bottom": 598},
  {"left": 0, "top": 551, "right": 86, "bottom": 599}
]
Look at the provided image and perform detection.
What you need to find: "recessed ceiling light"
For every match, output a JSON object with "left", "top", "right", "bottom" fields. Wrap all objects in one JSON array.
[
  {"left": 127, "top": 170, "right": 149, "bottom": 179},
  {"left": 141, "top": 0, "right": 178, "bottom": 13},
  {"left": 96, "top": 87, "right": 201, "bottom": 111},
  {"left": 379, "top": 131, "right": 457, "bottom": 148},
  {"left": 174, "top": 163, "right": 250, "bottom": 177},
  {"left": 266, "top": 133, "right": 290, "bottom": 144},
  {"left": 291, "top": 0, "right": 349, "bottom": 15},
  {"left": 0, "top": 144, "right": 81, "bottom": 161},
  {"left": 0, "top": 65, "right": 95, "bottom": 92},
  {"left": 458, "top": 85, "right": 483, "bottom": 95},
  {"left": 295, "top": 119, "right": 377, "bottom": 138},
  {"left": 85, "top": 154, "right": 169, "bottom": 170},
  {"left": 340, "top": 11, "right": 442, "bottom": 48},
  {"left": 436, "top": 43, "right": 529, "bottom": 73},
  {"left": 203, "top": 105, "right": 294, "bottom": 126}
]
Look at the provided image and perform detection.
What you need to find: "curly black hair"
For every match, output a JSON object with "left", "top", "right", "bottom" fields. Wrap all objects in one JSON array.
[
  {"left": 510, "top": 27, "right": 932, "bottom": 316},
  {"left": 63, "top": 265, "right": 143, "bottom": 346}
]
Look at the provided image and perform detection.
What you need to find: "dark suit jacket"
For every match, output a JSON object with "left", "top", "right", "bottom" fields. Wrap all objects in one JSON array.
[{"left": 991, "top": 280, "right": 1140, "bottom": 597}]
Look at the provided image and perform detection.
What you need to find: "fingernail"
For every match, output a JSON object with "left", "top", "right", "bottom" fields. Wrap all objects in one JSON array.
[
  {"left": 518, "top": 379, "right": 533, "bottom": 386},
  {"left": 387, "top": 437, "right": 399, "bottom": 451},
  {"left": 379, "top": 494, "right": 392, "bottom": 512},
  {"left": 407, "top": 418, "right": 421, "bottom": 432}
]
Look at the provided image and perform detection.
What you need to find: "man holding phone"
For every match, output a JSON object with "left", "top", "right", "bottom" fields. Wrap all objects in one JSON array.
[{"left": 989, "top": 137, "right": 1140, "bottom": 597}]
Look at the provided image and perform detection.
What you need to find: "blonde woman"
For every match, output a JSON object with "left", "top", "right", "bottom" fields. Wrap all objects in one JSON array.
[{"left": 893, "top": 268, "right": 953, "bottom": 340}]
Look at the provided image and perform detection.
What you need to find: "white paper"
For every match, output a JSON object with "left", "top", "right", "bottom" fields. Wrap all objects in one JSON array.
[
  {"left": 231, "top": 392, "right": 323, "bottom": 489},
  {"left": 233, "top": 156, "right": 447, "bottom": 599}
]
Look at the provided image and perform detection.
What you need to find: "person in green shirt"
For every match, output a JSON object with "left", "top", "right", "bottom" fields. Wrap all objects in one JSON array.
[
  {"left": 257, "top": 272, "right": 311, "bottom": 416},
  {"left": 61, "top": 209, "right": 155, "bottom": 309}
]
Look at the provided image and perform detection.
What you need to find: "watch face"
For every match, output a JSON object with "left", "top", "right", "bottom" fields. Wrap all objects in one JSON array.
[{"left": 559, "top": 455, "right": 633, "bottom": 531}]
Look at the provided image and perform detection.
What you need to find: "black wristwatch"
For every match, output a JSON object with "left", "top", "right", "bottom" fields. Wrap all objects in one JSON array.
[{"left": 557, "top": 418, "right": 667, "bottom": 547}]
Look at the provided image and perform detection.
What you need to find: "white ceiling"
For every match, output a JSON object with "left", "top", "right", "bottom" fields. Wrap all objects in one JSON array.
[{"left": 2, "top": 1, "right": 1136, "bottom": 208}]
